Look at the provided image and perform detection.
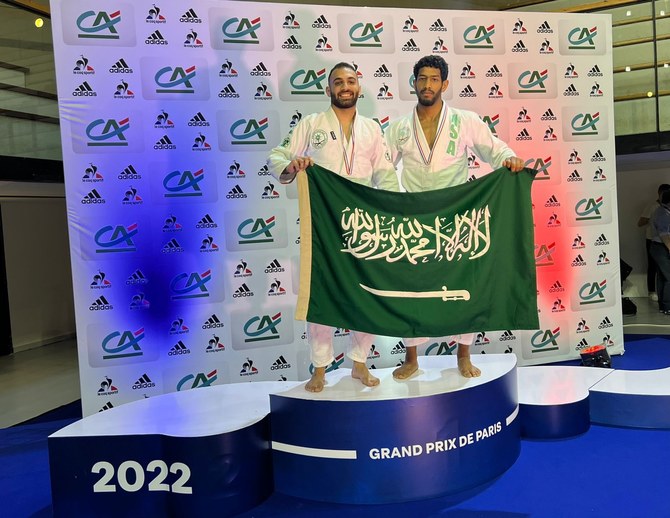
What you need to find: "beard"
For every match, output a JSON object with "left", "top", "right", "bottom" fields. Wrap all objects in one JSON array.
[
  {"left": 330, "top": 92, "right": 358, "bottom": 109},
  {"left": 417, "top": 89, "right": 440, "bottom": 106}
]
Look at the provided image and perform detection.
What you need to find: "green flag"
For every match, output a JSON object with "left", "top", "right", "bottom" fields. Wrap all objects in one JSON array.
[{"left": 296, "top": 165, "right": 538, "bottom": 337}]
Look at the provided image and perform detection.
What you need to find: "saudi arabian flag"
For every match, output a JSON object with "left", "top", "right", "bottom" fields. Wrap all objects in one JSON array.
[{"left": 296, "top": 165, "right": 539, "bottom": 338}]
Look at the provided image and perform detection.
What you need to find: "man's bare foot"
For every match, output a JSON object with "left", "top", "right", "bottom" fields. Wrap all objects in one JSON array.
[
  {"left": 457, "top": 356, "right": 481, "bottom": 378},
  {"left": 393, "top": 361, "right": 418, "bottom": 380},
  {"left": 351, "top": 362, "right": 379, "bottom": 387},
  {"left": 393, "top": 346, "right": 419, "bottom": 379},
  {"left": 305, "top": 367, "right": 326, "bottom": 392}
]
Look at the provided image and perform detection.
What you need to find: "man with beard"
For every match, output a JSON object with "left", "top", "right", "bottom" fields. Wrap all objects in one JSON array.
[
  {"left": 267, "top": 62, "right": 398, "bottom": 392},
  {"left": 385, "top": 55, "right": 524, "bottom": 381}
]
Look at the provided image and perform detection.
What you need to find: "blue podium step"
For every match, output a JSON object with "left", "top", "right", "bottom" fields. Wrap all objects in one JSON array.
[{"left": 270, "top": 354, "right": 520, "bottom": 504}]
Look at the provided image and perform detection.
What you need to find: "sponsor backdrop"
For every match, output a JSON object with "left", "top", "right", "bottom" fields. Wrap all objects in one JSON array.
[{"left": 50, "top": 0, "right": 622, "bottom": 416}]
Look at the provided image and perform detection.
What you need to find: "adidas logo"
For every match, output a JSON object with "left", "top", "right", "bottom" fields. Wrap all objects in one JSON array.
[
  {"left": 459, "top": 85, "right": 476, "bottom": 97},
  {"left": 402, "top": 39, "right": 420, "bottom": 51},
  {"left": 118, "top": 164, "right": 141, "bottom": 180},
  {"left": 512, "top": 40, "right": 528, "bottom": 52},
  {"left": 594, "top": 234, "right": 610, "bottom": 246},
  {"left": 127, "top": 270, "right": 147, "bottom": 285},
  {"left": 233, "top": 283, "right": 254, "bottom": 298},
  {"left": 227, "top": 185, "right": 247, "bottom": 199},
  {"left": 545, "top": 195, "right": 559, "bottom": 206},
  {"left": 374, "top": 64, "right": 392, "bottom": 77},
  {"left": 587, "top": 64, "right": 603, "bottom": 77},
  {"left": 188, "top": 112, "right": 209, "bottom": 127},
  {"left": 89, "top": 295, "right": 113, "bottom": 311},
  {"left": 430, "top": 18, "right": 447, "bottom": 31},
  {"left": 549, "top": 281, "right": 565, "bottom": 293},
  {"left": 537, "top": 21, "right": 553, "bottom": 33},
  {"left": 109, "top": 58, "right": 133, "bottom": 74},
  {"left": 146, "top": 30, "right": 168, "bottom": 45},
  {"left": 312, "top": 15, "right": 331, "bottom": 29},
  {"left": 265, "top": 259, "right": 285, "bottom": 273},
  {"left": 168, "top": 341, "right": 190, "bottom": 356},
  {"left": 82, "top": 189, "right": 105, "bottom": 204},
  {"left": 541, "top": 108, "right": 556, "bottom": 120},
  {"left": 516, "top": 128, "right": 532, "bottom": 141},
  {"left": 196, "top": 214, "right": 217, "bottom": 229},
  {"left": 599, "top": 317, "right": 613, "bottom": 329},
  {"left": 219, "top": 83, "right": 239, "bottom": 98},
  {"left": 99, "top": 402, "right": 114, "bottom": 412},
  {"left": 591, "top": 149, "right": 606, "bottom": 162},
  {"left": 467, "top": 174, "right": 477, "bottom": 182},
  {"left": 251, "top": 62, "right": 271, "bottom": 76},
  {"left": 271, "top": 355, "right": 291, "bottom": 370},
  {"left": 257, "top": 165, "right": 269, "bottom": 176},
  {"left": 154, "top": 135, "right": 176, "bottom": 150},
  {"left": 162, "top": 238, "right": 183, "bottom": 253},
  {"left": 132, "top": 374, "right": 155, "bottom": 390},
  {"left": 391, "top": 342, "right": 406, "bottom": 354},
  {"left": 486, "top": 65, "right": 502, "bottom": 77},
  {"left": 179, "top": 8, "right": 201, "bottom": 23},
  {"left": 73, "top": 81, "right": 96, "bottom": 97},
  {"left": 282, "top": 35, "right": 301, "bottom": 49},
  {"left": 567, "top": 170, "right": 582, "bottom": 182},
  {"left": 499, "top": 330, "right": 516, "bottom": 341},
  {"left": 563, "top": 84, "right": 579, "bottom": 96},
  {"left": 203, "top": 314, "right": 224, "bottom": 329},
  {"left": 571, "top": 254, "right": 587, "bottom": 267}
]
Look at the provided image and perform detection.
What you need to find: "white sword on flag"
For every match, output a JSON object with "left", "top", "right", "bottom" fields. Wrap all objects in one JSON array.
[{"left": 359, "top": 284, "right": 471, "bottom": 301}]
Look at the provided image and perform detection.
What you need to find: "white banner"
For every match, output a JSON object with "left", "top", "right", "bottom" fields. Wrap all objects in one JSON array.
[{"left": 50, "top": 0, "right": 622, "bottom": 416}]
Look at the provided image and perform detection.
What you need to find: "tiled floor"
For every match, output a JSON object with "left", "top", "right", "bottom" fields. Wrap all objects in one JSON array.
[{"left": 0, "top": 297, "right": 668, "bottom": 428}]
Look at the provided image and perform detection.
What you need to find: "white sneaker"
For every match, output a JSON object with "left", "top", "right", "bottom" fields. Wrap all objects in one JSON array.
[{"left": 650, "top": 292, "right": 659, "bottom": 302}]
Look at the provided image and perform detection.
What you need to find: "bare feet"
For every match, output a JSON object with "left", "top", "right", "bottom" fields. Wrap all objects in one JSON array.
[
  {"left": 351, "top": 361, "right": 379, "bottom": 387},
  {"left": 457, "top": 344, "right": 481, "bottom": 378},
  {"left": 305, "top": 367, "right": 326, "bottom": 392},
  {"left": 393, "top": 346, "right": 419, "bottom": 379}
]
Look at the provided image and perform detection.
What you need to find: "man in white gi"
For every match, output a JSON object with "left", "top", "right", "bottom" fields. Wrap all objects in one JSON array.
[
  {"left": 385, "top": 55, "right": 525, "bottom": 380},
  {"left": 267, "top": 62, "right": 398, "bottom": 392}
]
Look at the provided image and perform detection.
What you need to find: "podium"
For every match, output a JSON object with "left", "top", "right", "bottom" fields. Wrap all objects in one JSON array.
[
  {"left": 48, "top": 355, "right": 522, "bottom": 514},
  {"left": 270, "top": 354, "right": 520, "bottom": 504}
]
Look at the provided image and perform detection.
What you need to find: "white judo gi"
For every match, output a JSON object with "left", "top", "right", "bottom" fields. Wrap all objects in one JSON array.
[
  {"left": 267, "top": 106, "right": 398, "bottom": 368},
  {"left": 386, "top": 102, "right": 517, "bottom": 348}
]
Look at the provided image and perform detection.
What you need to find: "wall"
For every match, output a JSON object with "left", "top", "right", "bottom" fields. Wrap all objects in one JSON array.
[{"left": 1, "top": 182, "right": 75, "bottom": 352}]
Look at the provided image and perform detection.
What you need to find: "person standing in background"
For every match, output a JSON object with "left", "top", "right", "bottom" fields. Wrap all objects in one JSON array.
[{"left": 638, "top": 184, "right": 670, "bottom": 302}]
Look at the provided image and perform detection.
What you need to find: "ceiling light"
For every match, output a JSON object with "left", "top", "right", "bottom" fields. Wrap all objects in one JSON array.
[{"left": 35, "top": 18, "right": 44, "bottom": 28}]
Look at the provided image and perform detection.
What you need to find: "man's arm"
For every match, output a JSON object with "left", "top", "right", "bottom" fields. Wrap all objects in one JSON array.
[
  {"left": 467, "top": 111, "right": 523, "bottom": 172},
  {"left": 266, "top": 118, "right": 314, "bottom": 184},
  {"left": 661, "top": 234, "right": 670, "bottom": 252}
]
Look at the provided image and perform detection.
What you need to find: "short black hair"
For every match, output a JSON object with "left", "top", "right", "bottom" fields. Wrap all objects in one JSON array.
[
  {"left": 658, "top": 183, "right": 670, "bottom": 194},
  {"left": 413, "top": 55, "right": 449, "bottom": 81},
  {"left": 328, "top": 62, "right": 357, "bottom": 82},
  {"left": 661, "top": 190, "right": 670, "bottom": 205}
]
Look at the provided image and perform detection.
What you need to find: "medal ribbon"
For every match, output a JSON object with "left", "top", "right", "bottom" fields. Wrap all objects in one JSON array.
[
  {"left": 412, "top": 105, "right": 447, "bottom": 166},
  {"left": 339, "top": 122, "right": 356, "bottom": 176}
]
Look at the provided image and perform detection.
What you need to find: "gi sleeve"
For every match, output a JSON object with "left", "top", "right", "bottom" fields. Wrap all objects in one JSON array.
[
  {"left": 466, "top": 112, "right": 517, "bottom": 170},
  {"left": 266, "top": 117, "right": 311, "bottom": 182}
]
